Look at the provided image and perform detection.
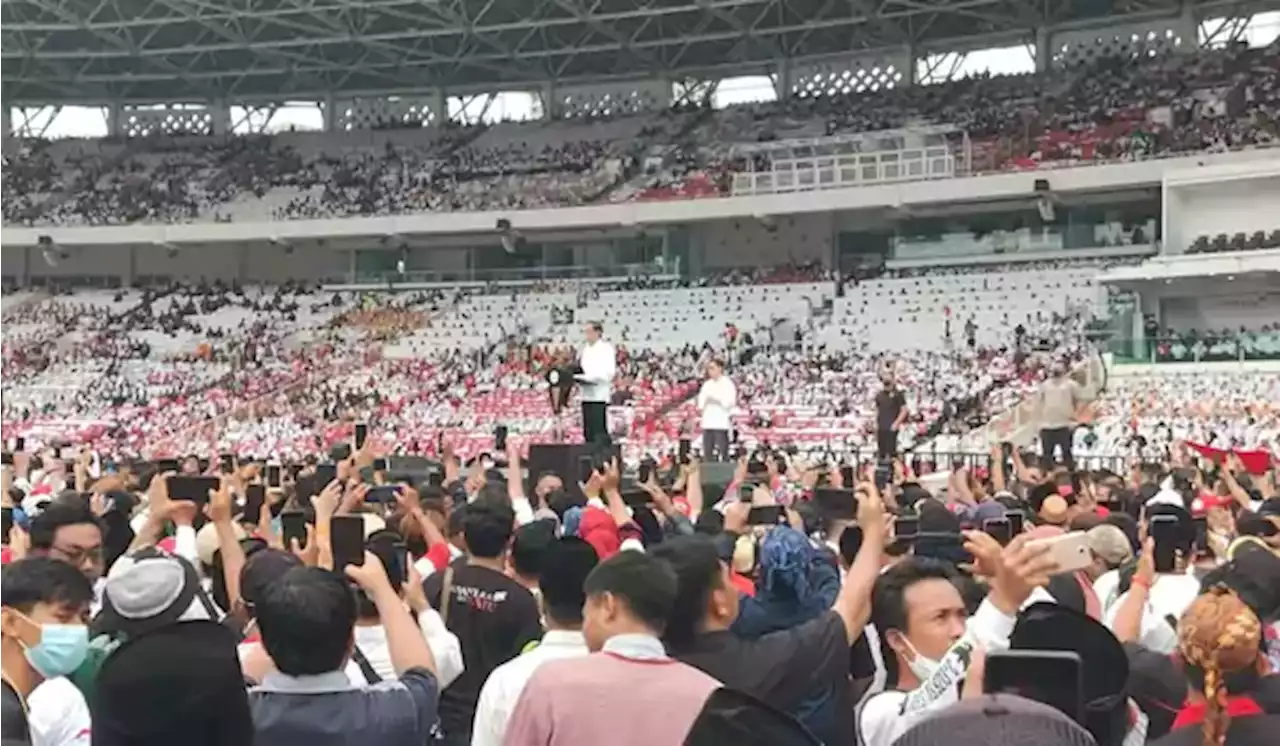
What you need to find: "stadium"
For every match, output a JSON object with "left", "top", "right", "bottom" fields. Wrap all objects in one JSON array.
[
  {"left": 3, "top": 0, "right": 1277, "bottom": 466},
  {"left": 3, "top": 3, "right": 1280, "bottom": 746}
]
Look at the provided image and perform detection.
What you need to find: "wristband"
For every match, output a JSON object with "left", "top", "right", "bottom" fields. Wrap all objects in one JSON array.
[{"left": 1132, "top": 575, "right": 1152, "bottom": 590}]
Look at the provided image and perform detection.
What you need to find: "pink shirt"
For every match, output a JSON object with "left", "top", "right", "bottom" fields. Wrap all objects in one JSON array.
[{"left": 502, "top": 638, "right": 720, "bottom": 746}]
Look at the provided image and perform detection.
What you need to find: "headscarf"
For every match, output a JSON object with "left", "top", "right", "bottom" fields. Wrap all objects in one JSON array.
[
  {"left": 731, "top": 527, "right": 838, "bottom": 639},
  {"left": 1176, "top": 587, "right": 1264, "bottom": 746}
]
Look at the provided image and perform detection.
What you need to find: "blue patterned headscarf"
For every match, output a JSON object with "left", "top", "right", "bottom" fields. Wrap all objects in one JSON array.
[{"left": 731, "top": 526, "right": 839, "bottom": 639}]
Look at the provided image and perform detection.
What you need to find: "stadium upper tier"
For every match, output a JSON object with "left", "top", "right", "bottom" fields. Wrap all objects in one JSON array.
[{"left": 3, "top": 42, "right": 1277, "bottom": 227}]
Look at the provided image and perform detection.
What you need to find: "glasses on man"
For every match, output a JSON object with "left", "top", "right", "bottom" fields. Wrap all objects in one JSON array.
[{"left": 51, "top": 543, "right": 104, "bottom": 567}]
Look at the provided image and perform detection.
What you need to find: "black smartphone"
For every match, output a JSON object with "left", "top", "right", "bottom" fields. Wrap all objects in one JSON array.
[
  {"left": 747, "top": 505, "right": 785, "bottom": 525},
  {"left": 984, "top": 650, "right": 1084, "bottom": 722},
  {"left": 313, "top": 463, "right": 338, "bottom": 488},
  {"left": 368, "top": 535, "right": 407, "bottom": 588},
  {"left": 330, "top": 515, "right": 365, "bottom": 569},
  {"left": 577, "top": 455, "right": 595, "bottom": 484},
  {"left": 621, "top": 489, "right": 650, "bottom": 508},
  {"left": 840, "top": 465, "right": 856, "bottom": 487},
  {"left": 266, "top": 464, "right": 282, "bottom": 489},
  {"left": 814, "top": 487, "right": 857, "bottom": 520},
  {"left": 281, "top": 511, "right": 308, "bottom": 549},
  {"left": 243, "top": 484, "right": 266, "bottom": 522},
  {"left": 1006, "top": 510, "right": 1025, "bottom": 536},
  {"left": 678, "top": 438, "right": 691, "bottom": 465},
  {"left": 494, "top": 425, "right": 508, "bottom": 452},
  {"left": 894, "top": 516, "right": 920, "bottom": 539},
  {"left": 426, "top": 468, "right": 445, "bottom": 487},
  {"left": 983, "top": 517, "right": 1013, "bottom": 546},
  {"left": 1, "top": 453, "right": 12, "bottom": 467},
  {"left": 738, "top": 483, "right": 756, "bottom": 503},
  {"left": 373, "top": 458, "right": 388, "bottom": 472},
  {"left": 637, "top": 461, "right": 652, "bottom": 484},
  {"left": 14, "top": 437, "right": 25, "bottom": 452},
  {"left": 1, "top": 507, "right": 13, "bottom": 544},
  {"left": 1192, "top": 515, "right": 1210, "bottom": 556},
  {"left": 156, "top": 458, "right": 180, "bottom": 474},
  {"left": 1149, "top": 514, "right": 1180, "bottom": 573},
  {"left": 368, "top": 485, "right": 402, "bottom": 504},
  {"left": 218, "top": 453, "right": 235, "bottom": 475},
  {"left": 354, "top": 422, "right": 369, "bottom": 450},
  {"left": 168, "top": 476, "right": 219, "bottom": 503}
]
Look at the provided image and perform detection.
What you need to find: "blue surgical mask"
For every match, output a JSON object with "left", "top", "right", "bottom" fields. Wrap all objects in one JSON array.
[{"left": 22, "top": 621, "right": 90, "bottom": 679}]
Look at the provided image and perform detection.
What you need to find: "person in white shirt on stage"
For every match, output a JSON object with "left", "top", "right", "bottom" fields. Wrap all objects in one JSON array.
[
  {"left": 696, "top": 359, "right": 736, "bottom": 462},
  {"left": 470, "top": 537, "right": 598, "bottom": 746},
  {"left": 575, "top": 322, "right": 616, "bottom": 446}
]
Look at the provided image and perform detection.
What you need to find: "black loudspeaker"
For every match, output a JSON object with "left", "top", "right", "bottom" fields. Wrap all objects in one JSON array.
[
  {"left": 697, "top": 462, "right": 738, "bottom": 503},
  {"left": 389, "top": 456, "right": 435, "bottom": 472},
  {"left": 527, "top": 443, "right": 621, "bottom": 500}
]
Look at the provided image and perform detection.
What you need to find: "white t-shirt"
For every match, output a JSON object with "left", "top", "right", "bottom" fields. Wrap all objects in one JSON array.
[
  {"left": 29, "top": 677, "right": 91, "bottom": 746},
  {"left": 1103, "top": 573, "right": 1201, "bottom": 654},
  {"left": 697, "top": 376, "right": 736, "bottom": 431}
]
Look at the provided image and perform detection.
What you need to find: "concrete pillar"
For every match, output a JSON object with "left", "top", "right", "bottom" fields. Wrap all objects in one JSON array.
[
  {"left": 210, "top": 99, "right": 231, "bottom": 136},
  {"left": 108, "top": 102, "right": 125, "bottom": 137},
  {"left": 430, "top": 89, "right": 448, "bottom": 126},
  {"left": 1, "top": 107, "right": 11, "bottom": 137},
  {"left": 775, "top": 58, "right": 792, "bottom": 100},
  {"left": 902, "top": 43, "right": 916, "bottom": 87},
  {"left": 1035, "top": 27, "right": 1052, "bottom": 72},
  {"left": 323, "top": 94, "right": 338, "bottom": 132},
  {"left": 539, "top": 82, "right": 557, "bottom": 120}
]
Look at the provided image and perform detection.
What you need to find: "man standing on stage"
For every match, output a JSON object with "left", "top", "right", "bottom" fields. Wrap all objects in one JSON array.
[
  {"left": 1038, "top": 361, "right": 1083, "bottom": 472},
  {"left": 875, "top": 369, "right": 908, "bottom": 461},
  {"left": 696, "top": 359, "right": 735, "bottom": 462},
  {"left": 575, "top": 322, "right": 616, "bottom": 446}
]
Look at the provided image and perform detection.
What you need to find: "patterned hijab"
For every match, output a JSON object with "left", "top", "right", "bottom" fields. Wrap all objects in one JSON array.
[{"left": 1176, "top": 586, "right": 1264, "bottom": 746}]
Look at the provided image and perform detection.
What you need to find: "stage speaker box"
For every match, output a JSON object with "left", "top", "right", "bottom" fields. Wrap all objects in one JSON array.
[
  {"left": 697, "top": 462, "right": 738, "bottom": 500},
  {"left": 527, "top": 443, "right": 621, "bottom": 500}
]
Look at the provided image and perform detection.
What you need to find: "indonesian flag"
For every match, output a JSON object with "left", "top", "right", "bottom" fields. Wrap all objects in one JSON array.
[{"left": 1184, "top": 441, "right": 1273, "bottom": 475}]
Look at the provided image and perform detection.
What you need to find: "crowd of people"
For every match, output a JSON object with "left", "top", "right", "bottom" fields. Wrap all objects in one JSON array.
[
  {"left": 4, "top": 41, "right": 1278, "bottom": 226},
  {"left": 3, "top": 399, "right": 1279, "bottom": 746}
]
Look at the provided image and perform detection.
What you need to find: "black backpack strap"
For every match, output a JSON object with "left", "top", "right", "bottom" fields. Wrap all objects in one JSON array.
[{"left": 351, "top": 646, "right": 382, "bottom": 685}]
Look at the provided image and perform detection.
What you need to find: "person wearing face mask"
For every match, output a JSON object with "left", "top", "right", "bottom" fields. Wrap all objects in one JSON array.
[
  {"left": 1, "top": 557, "right": 95, "bottom": 746},
  {"left": 856, "top": 534, "right": 1058, "bottom": 746}
]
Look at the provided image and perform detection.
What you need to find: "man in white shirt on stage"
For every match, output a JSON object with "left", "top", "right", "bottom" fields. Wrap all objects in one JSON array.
[
  {"left": 575, "top": 322, "right": 616, "bottom": 446},
  {"left": 696, "top": 358, "right": 736, "bottom": 462}
]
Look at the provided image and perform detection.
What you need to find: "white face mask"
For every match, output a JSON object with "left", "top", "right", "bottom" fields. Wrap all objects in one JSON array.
[{"left": 899, "top": 634, "right": 941, "bottom": 681}]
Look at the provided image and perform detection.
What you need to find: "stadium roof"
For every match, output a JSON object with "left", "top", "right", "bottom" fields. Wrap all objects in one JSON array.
[{"left": 0, "top": 0, "right": 1255, "bottom": 104}]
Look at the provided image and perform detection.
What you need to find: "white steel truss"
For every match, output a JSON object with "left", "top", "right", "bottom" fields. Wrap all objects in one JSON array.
[{"left": 1, "top": 0, "right": 1273, "bottom": 104}]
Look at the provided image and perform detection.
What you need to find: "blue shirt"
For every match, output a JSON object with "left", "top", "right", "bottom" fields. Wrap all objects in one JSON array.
[{"left": 249, "top": 667, "right": 438, "bottom": 746}]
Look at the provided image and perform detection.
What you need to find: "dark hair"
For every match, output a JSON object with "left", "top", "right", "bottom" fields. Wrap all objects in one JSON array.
[
  {"left": 28, "top": 502, "right": 103, "bottom": 551},
  {"left": 210, "top": 537, "right": 268, "bottom": 611},
  {"left": 447, "top": 504, "right": 468, "bottom": 538},
  {"left": 239, "top": 548, "right": 302, "bottom": 617},
  {"left": 463, "top": 498, "right": 515, "bottom": 559},
  {"left": 540, "top": 537, "right": 599, "bottom": 626},
  {"left": 583, "top": 550, "right": 677, "bottom": 636},
  {"left": 512, "top": 520, "right": 557, "bottom": 580},
  {"left": 647, "top": 535, "right": 724, "bottom": 648},
  {"left": 588, "top": 321, "right": 603, "bottom": 334},
  {"left": 256, "top": 567, "right": 356, "bottom": 676},
  {"left": 870, "top": 558, "right": 963, "bottom": 687},
  {"left": 1, "top": 556, "right": 95, "bottom": 614}
]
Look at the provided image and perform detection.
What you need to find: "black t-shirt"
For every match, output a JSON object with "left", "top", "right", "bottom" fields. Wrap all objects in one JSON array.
[
  {"left": 423, "top": 561, "right": 542, "bottom": 739},
  {"left": 875, "top": 388, "right": 906, "bottom": 432},
  {"left": 1, "top": 680, "right": 29, "bottom": 746},
  {"left": 670, "top": 611, "right": 854, "bottom": 746}
]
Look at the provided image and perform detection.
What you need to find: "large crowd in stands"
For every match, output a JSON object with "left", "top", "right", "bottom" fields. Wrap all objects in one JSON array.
[
  {"left": 4, "top": 256, "right": 1276, "bottom": 469},
  {"left": 4, "top": 41, "right": 1279, "bottom": 226}
]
